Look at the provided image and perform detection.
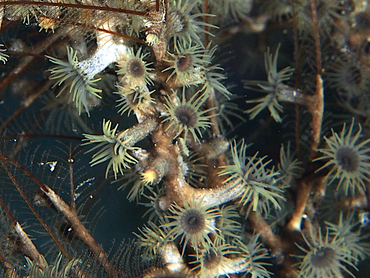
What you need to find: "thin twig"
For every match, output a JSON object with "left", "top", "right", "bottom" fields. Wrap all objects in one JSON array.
[
  {"left": 0, "top": 251, "right": 20, "bottom": 278},
  {"left": 0, "top": 154, "right": 70, "bottom": 259},
  {"left": 42, "top": 185, "right": 119, "bottom": 277},
  {"left": 308, "top": 0, "right": 324, "bottom": 160},
  {"left": 0, "top": 1, "right": 148, "bottom": 16}
]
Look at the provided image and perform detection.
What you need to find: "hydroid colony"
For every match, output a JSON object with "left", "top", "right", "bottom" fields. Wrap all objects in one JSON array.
[{"left": 0, "top": 0, "right": 370, "bottom": 277}]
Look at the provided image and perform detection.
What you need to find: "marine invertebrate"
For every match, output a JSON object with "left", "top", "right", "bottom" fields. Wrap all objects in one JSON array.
[
  {"left": 208, "top": 0, "right": 252, "bottom": 23},
  {"left": 325, "top": 54, "right": 370, "bottom": 98},
  {"left": 190, "top": 243, "right": 240, "bottom": 278},
  {"left": 202, "top": 63, "right": 232, "bottom": 98},
  {"left": 215, "top": 204, "right": 241, "bottom": 244},
  {"left": 244, "top": 45, "right": 297, "bottom": 122},
  {"left": 278, "top": 143, "right": 303, "bottom": 188},
  {"left": 235, "top": 233, "right": 271, "bottom": 278},
  {"left": 256, "top": 0, "right": 293, "bottom": 22},
  {"left": 83, "top": 119, "right": 139, "bottom": 178},
  {"left": 140, "top": 186, "right": 167, "bottom": 221},
  {"left": 201, "top": 46, "right": 232, "bottom": 98},
  {"left": 216, "top": 93, "right": 246, "bottom": 132},
  {"left": 183, "top": 151, "right": 207, "bottom": 188},
  {"left": 292, "top": 0, "right": 350, "bottom": 38},
  {"left": 0, "top": 44, "right": 8, "bottom": 64},
  {"left": 164, "top": 0, "right": 216, "bottom": 47},
  {"left": 219, "top": 140, "right": 285, "bottom": 217},
  {"left": 24, "top": 254, "right": 80, "bottom": 278},
  {"left": 161, "top": 196, "right": 222, "bottom": 257},
  {"left": 315, "top": 119, "right": 370, "bottom": 195},
  {"left": 295, "top": 227, "right": 357, "bottom": 278},
  {"left": 135, "top": 221, "right": 170, "bottom": 257},
  {"left": 3, "top": 0, "right": 370, "bottom": 277},
  {"left": 117, "top": 47, "right": 154, "bottom": 89},
  {"left": 42, "top": 91, "right": 92, "bottom": 134},
  {"left": 163, "top": 41, "right": 210, "bottom": 86},
  {"left": 162, "top": 86, "right": 216, "bottom": 142},
  {"left": 115, "top": 85, "right": 155, "bottom": 116},
  {"left": 4, "top": 3, "right": 40, "bottom": 25},
  {"left": 47, "top": 47, "right": 102, "bottom": 115},
  {"left": 325, "top": 212, "right": 370, "bottom": 263}
]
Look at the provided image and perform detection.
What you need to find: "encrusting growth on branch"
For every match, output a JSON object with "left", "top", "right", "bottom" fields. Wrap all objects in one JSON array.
[{"left": 2, "top": 0, "right": 370, "bottom": 277}]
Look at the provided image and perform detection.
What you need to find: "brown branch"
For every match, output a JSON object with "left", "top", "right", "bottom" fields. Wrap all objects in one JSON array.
[
  {"left": 155, "top": 0, "right": 159, "bottom": 12},
  {"left": 203, "top": 0, "right": 209, "bottom": 46},
  {"left": 0, "top": 195, "right": 44, "bottom": 266},
  {"left": 0, "top": 251, "right": 19, "bottom": 278},
  {"left": 0, "top": 154, "right": 70, "bottom": 259},
  {"left": 164, "top": 0, "right": 168, "bottom": 22},
  {"left": 0, "top": 81, "right": 52, "bottom": 133},
  {"left": 308, "top": 0, "right": 323, "bottom": 160},
  {"left": 0, "top": 27, "right": 64, "bottom": 96},
  {"left": 41, "top": 184, "right": 119, "bottom": 277},
  {"left": 290, "top": 0, "right": 302, "bottom": 160},
  {"left": 68, "top": 143, "right": 76, "bottom": 211},
  {"left": 286, "top": 179, "right": 312, "bottom": 232},
  {"left": 0, "top": 195, "right": 16, "bottom": 224},
  {"left": 0, "top": 1, "right": 148, "bottom": 16},
  {"left": 14, "top": 222, "right": 45, "bottom": 266},
  {"left": 248, "top": 212, "right": 284, "bottom": 261},
  {"left": 248, "top": 212, "right": 298, "bottom": 278},
  {"left": 149, "top": 128, "right": 243, "bottom": 211},
  {"left": 206, "top": 87, "right": 221, "bottom": 137},
  {"left": 308, "top": 75, "right": 324, "bottom": 160},
  {"left": 51, "top": 16, "right": 148, "bottom": 45},
  {"left": 286, "top": 0, "right": 324, "bottom": 240}
]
